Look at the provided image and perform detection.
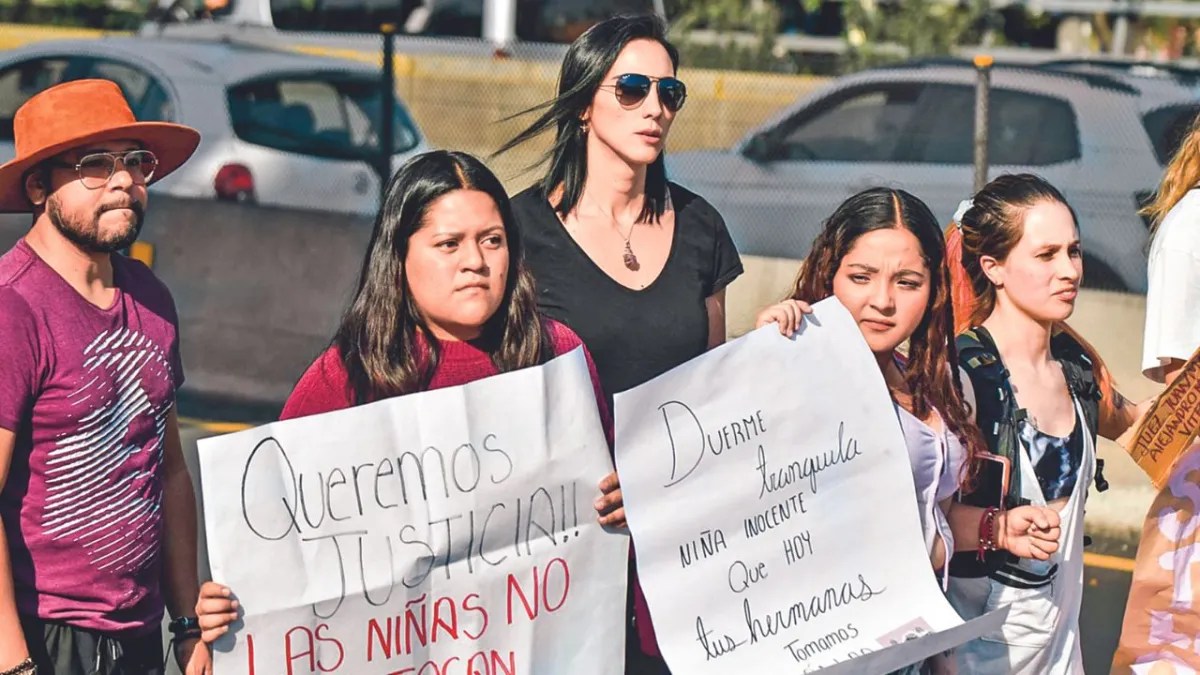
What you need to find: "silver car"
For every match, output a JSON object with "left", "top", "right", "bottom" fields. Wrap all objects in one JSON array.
[
  {"left": 669, "top": 61, "right": 1200, "bottom": 293},
  {"left": 0, "top": 36, "right": 428, "bottom": 216}
]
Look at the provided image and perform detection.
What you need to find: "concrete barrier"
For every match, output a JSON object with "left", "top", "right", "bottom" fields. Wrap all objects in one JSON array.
[
  {"left": 0, "top": 201, "right": 1158, "bottom": 540},
  {"left": 0, "top": 196, "right": 374, "bottom": 409},
  {"left": 0, "top": 22, "right": 827, "bottom": 193},
  {"left": 0, "top": 207, "right": 1158, "bottom": 407},
  {"left": 387, "top": 57, "right": 824, "bottom": 193}
]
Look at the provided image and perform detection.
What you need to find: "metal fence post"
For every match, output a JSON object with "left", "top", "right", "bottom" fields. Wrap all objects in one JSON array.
[
  {"left": 379, "top": 22, "right": 396, "bottom": 207},
  {"left": 482, "top": 0, "right": 518, "bottom": 50},
  {"left": 1112, "top": 14, "right": 1131, "bottom": 55},
  {"left": 973, "top": 54, "right": 992, "bottom": 194}
]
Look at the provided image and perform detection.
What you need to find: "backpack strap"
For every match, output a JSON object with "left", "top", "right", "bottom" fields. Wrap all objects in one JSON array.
[
  {"left": 956, "top": 326, "right": 1026, "bottom": 506},
  {"left": 950, "top": 327, "right": 1028, "bottom": 580},
  {"left": 1050, "top": 329, "right": 1106, "bottom": 493},
  {"left": 1051, "top": 331, "right": 1101, "bottom": 439}
]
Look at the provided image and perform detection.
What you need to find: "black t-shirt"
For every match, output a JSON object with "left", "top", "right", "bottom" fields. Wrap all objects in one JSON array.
[{"left": 512, "top": 182, "right": 744, "bottom": 404}]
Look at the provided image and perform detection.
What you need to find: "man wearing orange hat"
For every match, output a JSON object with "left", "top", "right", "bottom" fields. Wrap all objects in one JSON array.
[{"left": 0, "top": 80, "right": 210, "bottom": 674}]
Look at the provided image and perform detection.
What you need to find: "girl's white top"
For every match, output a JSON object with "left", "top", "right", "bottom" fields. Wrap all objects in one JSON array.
[
  {"left": 897, "top": 405, "right": 966, "bottom": 590},
  {"left": 1143, "top": 189, "right": 1200, "bottom": 382}
]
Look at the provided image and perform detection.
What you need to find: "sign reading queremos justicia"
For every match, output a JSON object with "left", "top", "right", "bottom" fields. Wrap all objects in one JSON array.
[{"left": 199, "top": 348, "right": 628, "bottom": 675}]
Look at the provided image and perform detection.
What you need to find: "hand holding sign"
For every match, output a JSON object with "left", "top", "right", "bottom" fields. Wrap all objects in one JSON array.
[
  {"left": 615, "top": 298, "right": 1001, "bottom": 674},
  {"left": 755, "top": 299, "right": 814, "bottom": 337},
  {"left": 1122, "top": 345, "right": 1200, "bottom": 489},
  {"left": 595, "top": 472, "right": 627, "bottom": 529},
  {"left": 198, "top": 349, "right": 628, "bottom": 675},
  {"left": 195, "top": 581, "right": 238, "bottom": 643}
]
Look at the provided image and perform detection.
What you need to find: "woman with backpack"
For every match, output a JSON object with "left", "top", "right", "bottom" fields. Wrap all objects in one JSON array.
[{"left": 944, "top": 173, "right": 1149, "bottom": 674}]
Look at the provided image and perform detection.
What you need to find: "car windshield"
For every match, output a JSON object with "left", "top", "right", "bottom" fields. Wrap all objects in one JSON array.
[
  {"left": 1143, "top": 103, "right": 1200, "bottom": 166},
  {"left": 227, "top": 75, "right": 420, "bottom": 160}
]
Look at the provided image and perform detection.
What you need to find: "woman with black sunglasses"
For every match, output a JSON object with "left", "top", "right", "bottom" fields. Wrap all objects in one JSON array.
[{"left": 496, "top": 13, "right": 742, "bottom": 675}]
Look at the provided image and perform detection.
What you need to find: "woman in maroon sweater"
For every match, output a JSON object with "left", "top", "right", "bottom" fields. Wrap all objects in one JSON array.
[{"left": 193, "top": 150, "right": 622, "bottom": 643}]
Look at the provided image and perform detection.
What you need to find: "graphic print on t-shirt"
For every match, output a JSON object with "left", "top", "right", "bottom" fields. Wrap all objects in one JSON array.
[{"left": 41, "top": 327, "right": 171, "bottom": 575}]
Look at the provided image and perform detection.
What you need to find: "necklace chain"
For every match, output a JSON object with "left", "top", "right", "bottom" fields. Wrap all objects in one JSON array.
[{"left": 582, "top": 193, "right": 642, "bottom": 271}]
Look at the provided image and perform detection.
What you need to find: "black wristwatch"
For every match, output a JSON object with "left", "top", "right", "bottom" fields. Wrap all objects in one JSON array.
[{"left": 168, "top": 616, "right": 201, "bottom": 637}]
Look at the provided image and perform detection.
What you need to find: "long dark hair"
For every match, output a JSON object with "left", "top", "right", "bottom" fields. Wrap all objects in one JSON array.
[
  {"left": 333, "top": 150, "right": 553, "bottom": 404},
  {"left": 493, "top": 14, "right": 678, "bottom": 224},
  {"left": 944, "top": 172, "right": 1115, "bottom": 405},
  {"left": 792, "top": 188, "right": 984, "bottom": 470}
]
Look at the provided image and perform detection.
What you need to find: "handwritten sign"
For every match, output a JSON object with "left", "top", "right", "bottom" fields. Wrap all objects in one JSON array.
[
  {"left": 198, "top": 348, "right": 628, "bottom": 675},
  {"left": 1126, "top": 345, "right": 1200, "bottom": 489},
  {"left": 613, "top": 298, "right": 983, "bottom": 673}
]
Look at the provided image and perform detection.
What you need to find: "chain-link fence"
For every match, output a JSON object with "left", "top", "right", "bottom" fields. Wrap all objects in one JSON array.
[
  {"left": 0, "top": 20, "right": 1180, "bottom": 364},
  {"left": 373, "top": 39, "right": 1174, "bottom": 642},
  {"left": 0, "top": 21, "right": 1187, "bottom": 295},
  {"left": 367, "top": 34, "right": 1172, "bottom": 511},
  {"left": 390, "top": 46, "right": 819, "bottom": 187},
  {"left": 387, "top": 40, "right": 1188, "bottom": 297},
  {"left": 0, "top": 20, "right": 1173, "bottom": 508},
  {"left": 0, "top": 22, "right": 1179, "bottom": 674},
  {"left": 3, "top": 24, "right": 1179, "bottom": 341}
]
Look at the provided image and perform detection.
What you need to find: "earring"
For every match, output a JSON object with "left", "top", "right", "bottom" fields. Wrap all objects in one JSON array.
[{"left": 579, "top": 121, "right": 589, "bottom": 134}]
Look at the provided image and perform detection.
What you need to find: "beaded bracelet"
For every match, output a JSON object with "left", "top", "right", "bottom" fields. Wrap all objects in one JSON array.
[
  {"left": 977, "top": 507, "right": 1000, "bottom": 561},
  {"left": 0, "top": 657, "right": 35, "bottom": 675}
]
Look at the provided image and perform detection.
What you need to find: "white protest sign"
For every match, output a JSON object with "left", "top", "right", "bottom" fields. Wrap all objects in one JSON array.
[
  {"left": 199, "top": 348, "right": 628, "bottom": 675},
  {"left": 614, "top": 298, "right": 984, "bottom": 674}
]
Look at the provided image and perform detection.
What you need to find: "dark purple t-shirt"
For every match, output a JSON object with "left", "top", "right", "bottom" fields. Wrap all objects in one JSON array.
[{"left": 0, "top": 239, "right": 183, "bottom": 636}]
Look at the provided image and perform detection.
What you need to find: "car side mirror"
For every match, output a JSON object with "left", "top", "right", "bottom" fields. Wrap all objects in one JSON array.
[{"left": 743, "top": 132, "right": 773, "bottom": 163}]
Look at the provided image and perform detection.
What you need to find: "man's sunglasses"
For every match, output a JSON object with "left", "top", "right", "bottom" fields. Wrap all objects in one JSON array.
[
  {"left": 599, "top": 73, "right": 687, "bottom": 113},
  {"left": 47, "top": 150, "right": 158, "bottom": 190}
]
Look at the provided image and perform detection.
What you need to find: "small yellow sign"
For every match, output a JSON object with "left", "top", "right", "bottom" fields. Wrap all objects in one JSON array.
[
  {"left": 129, "top": 241, "right": 155, "bottom": 268},
  {"left": 1127, "top": 345, "right": 1200, "bottom": 489}
]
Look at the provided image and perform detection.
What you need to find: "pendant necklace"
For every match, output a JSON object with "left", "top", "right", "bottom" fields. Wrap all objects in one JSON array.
[
  {"left": 583, "top": 193, "right": 642, "bottom": 271},
  {"left": 620, "top": 221, "right": 640, "bottom": 271}
]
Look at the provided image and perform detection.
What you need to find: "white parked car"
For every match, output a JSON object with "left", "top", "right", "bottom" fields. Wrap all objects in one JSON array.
[
  {"left": 669, "top": 60, "right": 1200, "bottom": 293},
  {"left": 0, "top": 36, "right": 429, "bottom": 216}
]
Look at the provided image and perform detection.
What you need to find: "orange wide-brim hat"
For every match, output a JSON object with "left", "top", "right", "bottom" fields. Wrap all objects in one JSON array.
[{"left": 0, "top": 78, "right": 201, "bottom": 213}]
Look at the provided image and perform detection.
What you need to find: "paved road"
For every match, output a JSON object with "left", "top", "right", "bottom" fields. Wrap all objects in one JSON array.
[{"left": 1082, "top": 563, "right": 1134, "bottom": 673}]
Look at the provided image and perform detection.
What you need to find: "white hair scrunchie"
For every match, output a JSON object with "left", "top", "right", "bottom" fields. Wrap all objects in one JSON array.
[{"left": 952, "top": 198, "right": 974, "bottom": 231}]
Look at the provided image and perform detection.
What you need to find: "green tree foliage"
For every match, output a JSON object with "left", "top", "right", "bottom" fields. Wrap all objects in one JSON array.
[
  {"left": 668, "top": 0, "right": 991, "bottom": 72},
  {"left": 666, "top": 0, "right": 797, "bottom": 71},
  {"left": 816, "top": 0, "right": 990, "bottom": 67},
  {"left": 0, "top": 0, "right": 145, "bottom": 29}
]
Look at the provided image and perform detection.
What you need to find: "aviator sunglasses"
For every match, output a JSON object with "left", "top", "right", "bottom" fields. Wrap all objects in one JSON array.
[
  {"left": 599, "top": 73, "right": 687, "bottom": 113},
  {"left": 47, "top": 150, "right": 159, "bottom": 189}
]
